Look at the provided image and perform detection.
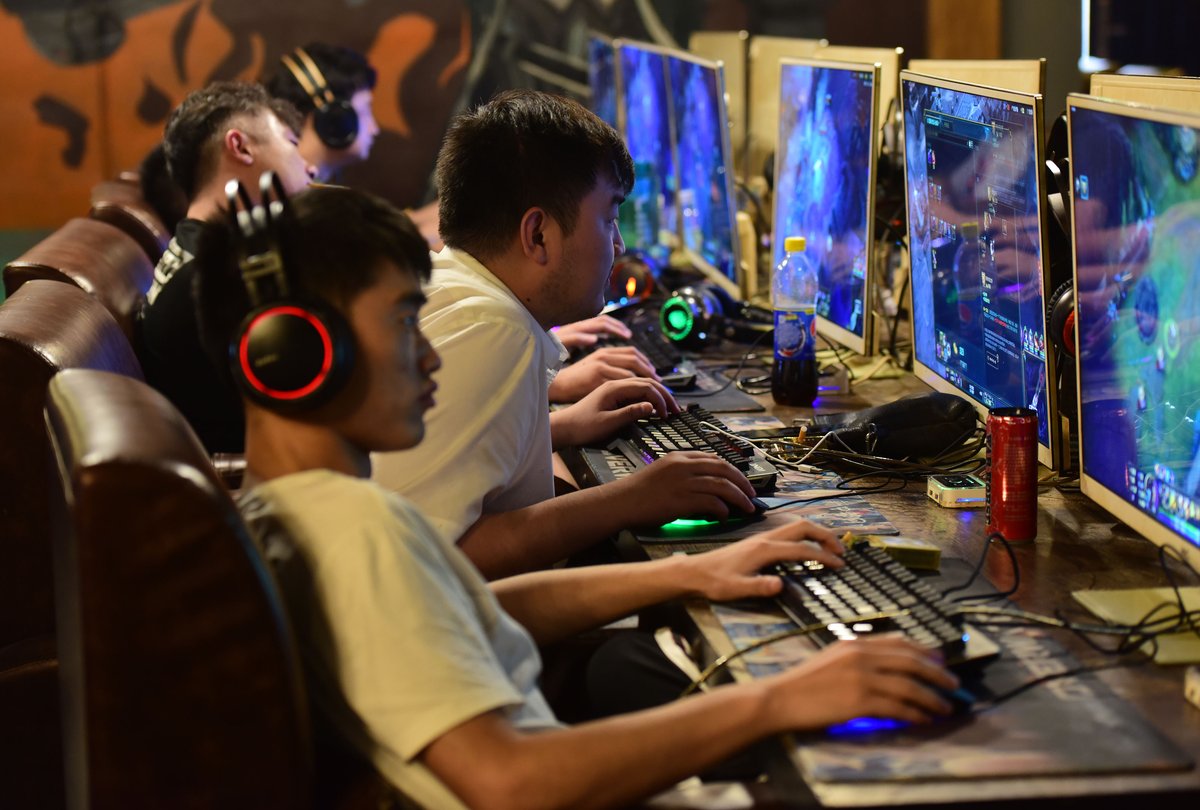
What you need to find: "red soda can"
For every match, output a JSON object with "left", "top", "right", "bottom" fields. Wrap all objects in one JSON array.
[{"left": 985, "top": 407, "right": 1038, "bottom": 542}]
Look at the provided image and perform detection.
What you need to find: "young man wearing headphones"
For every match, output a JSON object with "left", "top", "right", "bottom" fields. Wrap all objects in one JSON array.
[
  {"left": 135, "top": 81, "right": 315, "bottom": 453},
  {"left": 193, "top": 181, "right": 959, "bottom": 810}
]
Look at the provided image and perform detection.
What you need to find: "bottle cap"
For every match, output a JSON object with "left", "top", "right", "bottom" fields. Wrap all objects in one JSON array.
[{"left": 784, "top": 236, "right": 806, "bottom": 253}]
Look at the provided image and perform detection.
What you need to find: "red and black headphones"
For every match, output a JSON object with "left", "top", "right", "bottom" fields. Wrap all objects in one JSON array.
[{"left": 226, "top": 172, "right": 355, "bottom": 412}]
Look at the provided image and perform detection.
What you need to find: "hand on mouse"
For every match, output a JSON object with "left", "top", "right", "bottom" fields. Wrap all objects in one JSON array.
[
  {"left": 761, "top": 636, "right": 961, "bottom": 730},
  {"left": 674, "top": 518, "right": 846, "bottom": 602},
  {"left": 552, "top": 314, "right": 632, "bottom": 349}
]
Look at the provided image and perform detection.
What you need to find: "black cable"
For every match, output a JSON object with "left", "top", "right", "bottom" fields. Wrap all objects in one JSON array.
[{"left": 967, "top": 658, "right": 1151, "bottom": 715}]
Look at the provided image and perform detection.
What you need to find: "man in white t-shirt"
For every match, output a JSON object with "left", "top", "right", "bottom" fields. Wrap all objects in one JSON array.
[
  {"left": 372, "top": 90, "right": 766, "bottom": 579},
  {"left": 194, "top": 182, "right": 959, "bottom": 808}
]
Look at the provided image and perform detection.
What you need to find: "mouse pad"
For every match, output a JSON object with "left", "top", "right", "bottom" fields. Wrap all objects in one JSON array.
[{"left": 707, "top": 563, "right": 1193, "bottom": 784}]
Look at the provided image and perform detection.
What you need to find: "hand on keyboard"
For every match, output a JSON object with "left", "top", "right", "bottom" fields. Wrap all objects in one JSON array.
[
  {"left": 763, "top": 636, "right": 961, "bottom": 730},
  {"left": 549, "top": 346, "right": 660, "bottom": 403},
  {"left": 675, "top": 519, "right": 845, "bottom": 601},
  {"left": 551, "top": 378, "right": 680, "bottom": 447},
  {"left": 612, "top": 451, "right": 758, "bottom": 526},
  {"left": 552, "top": 314, "right": 632, "bottom": 349}
]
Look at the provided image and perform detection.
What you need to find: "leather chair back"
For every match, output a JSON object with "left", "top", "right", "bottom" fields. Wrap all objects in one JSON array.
[
  {"left": 3, "top": 218, "right": 154, "bottom": 340},
  {"left": 0, "top": 280, "right": 142, "bottom": 649},
  {"left": 89, "top": 177, "right": 171, "bottom": 263},
  {"left": 46, "top": 369, "right": 314, "bottom": 808}
]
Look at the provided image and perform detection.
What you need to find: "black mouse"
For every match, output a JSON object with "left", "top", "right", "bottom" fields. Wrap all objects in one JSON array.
[{"left": 938, "top": 685, "right": 977, "bottom": 717}]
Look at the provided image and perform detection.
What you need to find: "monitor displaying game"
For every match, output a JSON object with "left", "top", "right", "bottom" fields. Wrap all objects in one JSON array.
[
  {"left": 587, "top": 35, "right": 617, "bottom": 128},
  {"left": 772, "top": 57, "right": 880, "bottom": 355},
  {"left": 902, "top": 71, "right": 1059, "bottom": 468},
  {"left": 747, "top": 35, "right": 828, "bottom": 189},
  {"left": 616, "top": 40, "right": 677, "bottom": 267},
  {"left": 1068, "top": 93, "right": 1200, "bottom": 569},
  {"left": 667, "top": 51, "right": 742, "bottom": 297},
  {"left": 689, "top": 30, "right": 749, "bottom": 180}
]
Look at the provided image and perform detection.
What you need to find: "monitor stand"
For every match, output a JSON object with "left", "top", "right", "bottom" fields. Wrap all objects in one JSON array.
[{"left": 1072, "top": 587, "right": 1200, "bottom": 664}]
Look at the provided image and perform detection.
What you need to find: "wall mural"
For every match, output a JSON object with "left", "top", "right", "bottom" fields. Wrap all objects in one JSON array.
[{"left": 0, "top": 0, "right": 469, "bottom": 228}]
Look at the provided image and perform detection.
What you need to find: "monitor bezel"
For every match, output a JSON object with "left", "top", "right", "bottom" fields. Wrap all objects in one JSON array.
[
  {"left": 901, "top": 70, "right": 1060, "bottom": 469},
  {"left": 772, "top": 56, "right": 881, "bottom": 356},
  {"left": 1066, "top": 91, "right": 1200, "bottom": 572},
  {"left": 665, "top": 49, "right": 743, "bottom": 300}
]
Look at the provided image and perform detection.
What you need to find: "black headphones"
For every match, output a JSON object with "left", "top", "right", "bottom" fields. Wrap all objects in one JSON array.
[
  {"left": 280, "top": 47, "right": 359, "bottom": 149},
  {"left": 658, "top": 284, "right": 773, "bottom": 350},
  {"left": 227, "top": 172, "right": 356, "bottom": 412}
]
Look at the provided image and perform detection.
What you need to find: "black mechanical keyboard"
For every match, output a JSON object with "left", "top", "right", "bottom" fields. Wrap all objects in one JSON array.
[
  {"left": 560, "top": 404, "right": 778, "bottom": 493},
  {"left": 776, "top": 543, "right": 967, "bottom": 658}
]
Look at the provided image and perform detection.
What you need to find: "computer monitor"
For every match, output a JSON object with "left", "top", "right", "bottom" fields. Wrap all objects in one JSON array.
[
  {"left": 1067, "top": 93, "right": 1200, "bottom": 573},
  {"left": 587, "top": 35, "right": 618, "bottom": 128},
  {"left": 1089, "top": 73, "right": 1200, "bottom": 114},
  {"left": 615, "top": 40, "right": 677, "bottom": 269},
  {"left": 772, "top": 57, "right": 880, "bottom": 355},
  {"left": 908, "top": 58, "right": 1046, "bottom": 96},
  {"left": 901, "top": 71, "right": 1060, "bottom": 469},
  {"left": 747, "top": 36, "right": 828, "bottom": 188},
  {"left": 689, "top": 30, "right": 749, "bottom": 180},
  {"left": 667, "top": 52, "right": 742, "bottom": 299},
  {"left": 815, "top": 45, "right": 904, "bottom": 148}
]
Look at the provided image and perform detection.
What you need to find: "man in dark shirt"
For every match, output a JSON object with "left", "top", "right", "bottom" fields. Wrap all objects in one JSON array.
[{"left": 136, "top": 81, "right": 315, "bottom": 452}]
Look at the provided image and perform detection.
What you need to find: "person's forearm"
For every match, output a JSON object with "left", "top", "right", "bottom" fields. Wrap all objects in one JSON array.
[
  {"left": 548, "top": 407, "right": 576, "bottom": 450},
  {"left": 457, "top": 481, "right": 652, "bottom": 580},
  {"left": 493, "top": 554, "right": 695, "bottom": 644},
  {"left": 428, "top": 682, "right": 782, "bottom": 810}
]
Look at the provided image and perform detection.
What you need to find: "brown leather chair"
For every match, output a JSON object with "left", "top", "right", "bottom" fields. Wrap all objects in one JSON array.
[
  {"left": 0, "top": 281, "right": 142, "bottom": 809},
  {"left": 3, "top": 217, "right": 154, "bottom": 340},
  {"left": 89, "top": 177, "right": 171, "bottom": 263},
  {"left": 45, "top": 369, "right": 395, "bottom": 809}
]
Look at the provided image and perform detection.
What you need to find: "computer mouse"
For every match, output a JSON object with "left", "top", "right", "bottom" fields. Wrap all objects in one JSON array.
[{"left": 937, "top": 685, "right": 977, "bottom": 717}]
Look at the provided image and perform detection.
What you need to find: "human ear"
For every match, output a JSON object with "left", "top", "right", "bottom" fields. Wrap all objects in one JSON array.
[
  {"left": 519, "top": 207, "right": 551, "bottom": 265},
  {"left": 225, "top": 129, "right": 254, "bottom": 166}
]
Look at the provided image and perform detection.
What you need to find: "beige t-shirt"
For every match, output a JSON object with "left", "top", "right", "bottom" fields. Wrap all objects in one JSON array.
[
  {"left": 240, "top": 469, "right": 559, "bottom": 809},
  {"left": 371, "top": 246, "right": 567, "bottom": 544}
]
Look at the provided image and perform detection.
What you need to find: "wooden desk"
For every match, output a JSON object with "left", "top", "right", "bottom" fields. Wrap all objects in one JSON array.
[{"left": 639, "top": 372, "right": 1200, "bottom": 808}]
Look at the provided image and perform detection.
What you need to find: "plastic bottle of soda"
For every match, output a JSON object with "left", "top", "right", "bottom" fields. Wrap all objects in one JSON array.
[{"left": 772, "top": 236, "right": 819, "bottom": 406}]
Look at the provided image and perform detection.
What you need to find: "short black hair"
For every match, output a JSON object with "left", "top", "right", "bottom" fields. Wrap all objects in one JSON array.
[
  {"left": 265, "top": 42, "right": 377, "bottom": 117},
  {"left": 194, "top": 183, "right": 432, "bottom": 381},
  {"left": 138, "top": 141, "right": 188, "bottom": 233},
  {"left": 163, "top": 81, "right": 303, "bottom": 200},
  {"left": 435, "top": 89, "right": 634, "bottom": 260}
]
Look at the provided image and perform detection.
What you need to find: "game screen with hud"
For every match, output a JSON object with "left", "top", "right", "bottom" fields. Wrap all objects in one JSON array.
[
  {"left": 1071, "top": 100, "right": 1200, "bottom": 549},
  {"left": 669, "top": 55, "right": 739, "bottom": 284},
  {"left": 588, "top": 37, "right": 617, "bottom": 128},
  {"left": 904, "top": 77, "right": 1051, "bottom": 448},
  {"left": 773, "top": 62, "right": 877, "bottom": 341},
  {"left": 618, "top": 45, "right": 676, "bottom": 265}
]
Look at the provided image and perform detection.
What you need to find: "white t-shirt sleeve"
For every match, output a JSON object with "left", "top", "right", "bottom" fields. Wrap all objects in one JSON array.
[
  {"left": 373, "top": 317, "right": 541, "bottom": 542},
  {"left": 317, "top": 498, "right": 525, "bottom": 761}
]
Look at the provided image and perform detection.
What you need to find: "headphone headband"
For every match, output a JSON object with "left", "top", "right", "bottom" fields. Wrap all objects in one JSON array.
[
  {"left": 278, "top": 46, "right": 360, "bottom": 150},
  {"left": 281, "top": 48, "right": 337, "bottom": 110}
]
